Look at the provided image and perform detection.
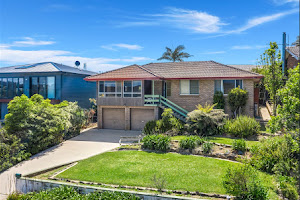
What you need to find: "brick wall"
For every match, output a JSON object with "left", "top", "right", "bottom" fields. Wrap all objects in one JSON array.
[
  {"left": 166, "top": 80, "right": 214, "bottom": 112},
  {"left": 163, "top": 79, "right": 255, "bottom": 117}
]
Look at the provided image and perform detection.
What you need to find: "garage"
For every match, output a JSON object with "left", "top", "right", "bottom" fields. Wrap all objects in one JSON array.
[
  {"left": 130, "top": 108, "right": 154, "bottom": 130},
  {"left": 102, "top": 108, "right": 125, "bottom": 130}
]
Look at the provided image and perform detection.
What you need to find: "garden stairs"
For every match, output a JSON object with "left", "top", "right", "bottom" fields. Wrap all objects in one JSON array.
[{"left": 144, "top": 95, "right": 188, "bottom": 121}]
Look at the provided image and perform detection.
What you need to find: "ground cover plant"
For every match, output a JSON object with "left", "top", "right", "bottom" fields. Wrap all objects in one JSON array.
[
  {"left": 179, "top": 135, "right": 205, "bottom": 150},
  {"left": 171, "top": 135, "right": 258, "bottom": 148},
  {"left": 57, "top": 151, "right": 277, "bottom": 195},
  {"left": 7, "top": 186, "right": 140, "bottom": 200},
  {"left": 141, "top": 134, "right": 170, "bottom": 152}
]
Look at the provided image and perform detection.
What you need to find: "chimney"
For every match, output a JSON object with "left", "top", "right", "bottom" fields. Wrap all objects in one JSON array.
[{"left": 282, "top": 32, "right": 286, "bottom": 75}]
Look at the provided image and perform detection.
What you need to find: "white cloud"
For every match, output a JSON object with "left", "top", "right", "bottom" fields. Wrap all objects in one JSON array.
[
  {"left": 0, "top": 47, "right": 152, "bottom": 72},
  {"left": 200, "top": 51, "right": 226, "bottom": 54},
  {"left": 2, "top": 37, "right": 55, "bottom": 47},
  {"left": 272, "top": 0, "right": 299, "bottom": 5},
  {"left": 154, "top": 7, "right": 227, "bottom": 33},
  {"left": 231, "top": 45, "right": 267, "bottom": 50},
  {"left": 118, "top": 7, "right": 226, "bottom": 33},
  {"left": 101, "top": 43, "right": 143, "bottom": 51},
  {"left": 227, "top": 9, "right": 298, "bottom": 34}
]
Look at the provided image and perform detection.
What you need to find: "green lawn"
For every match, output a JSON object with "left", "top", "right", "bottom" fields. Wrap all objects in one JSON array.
[
  {"left": 58, "top": 151, "right": 276, "bottom": 196},
  {"left": 171, "top": 135, "right": 259, "bottom": 147}
]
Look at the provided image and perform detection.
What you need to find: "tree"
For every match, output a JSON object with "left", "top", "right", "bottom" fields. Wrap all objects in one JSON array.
[
  {"left": 228, "top": 87, "right": 248, "bottom": 118},
  {"left": 269, "top": 64, "right": 300, "bottom": 132},
  {"left": 292, "top": 36, "right": 299, "bottom": 46},
  {"left": 157, "top": 45, "right": 192, "bottom": 62},
  {"left": 258, "top": 42, "right": 283, "bottom": 115}
]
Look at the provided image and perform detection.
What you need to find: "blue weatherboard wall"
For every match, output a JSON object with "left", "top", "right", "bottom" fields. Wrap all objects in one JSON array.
[
  {"left": 61, "top": 73, "right": 96, "bottom": 108},
  {"left": 0, "top": 72, "right": 96, "bottom": 119}
]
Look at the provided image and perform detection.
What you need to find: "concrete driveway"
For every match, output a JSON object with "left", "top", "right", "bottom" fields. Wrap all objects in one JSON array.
[{"left": 0, "top": 128, "right": 141, "bottom": 200}]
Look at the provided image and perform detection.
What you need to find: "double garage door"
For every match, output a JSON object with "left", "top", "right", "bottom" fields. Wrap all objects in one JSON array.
[{"left": 102, "top": 108, "right": 154, "bottom": 130}]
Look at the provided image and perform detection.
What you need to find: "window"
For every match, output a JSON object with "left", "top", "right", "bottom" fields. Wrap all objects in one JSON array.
[
  {"left": 47, "top": 77, "right": 55, "bottom": 99},
  {"left": 180, "top": 80, "right": 199, "bottom": 95},
  {"left": 0, "top": 77, "right": 24, "bottom": 98},
  {"left": 214, "top": 80, "right": 243, "bottom": 94},
  {"left": 98, "top": 81, "right": 122, "bottom": 97},
  {"left": 30, "top": 76, "right": 55, "bottom": 98},
  {"left": 124, "top": 80, "right": 142, "bottom": 97},
  {"left": 166, "top": 81, "right": 171, "bottom": 97}
]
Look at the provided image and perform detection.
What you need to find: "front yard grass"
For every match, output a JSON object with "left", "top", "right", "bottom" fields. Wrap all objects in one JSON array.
[
  {"left": 57, "top": 151, "right": 276, "bottom": 196},
  {"left": 171, "top": 135, "right": 258, "bottom": 147}
]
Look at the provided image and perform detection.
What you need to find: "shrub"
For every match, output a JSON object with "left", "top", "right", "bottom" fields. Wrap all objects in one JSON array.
[
  {"left": 213, "top": 91, "right": 225, "bottom": 109},
  {"left": 224, "top": 115, "right": 260, "bottom": 138},
  {"left": 155, "top": 108, "right": 183, "bottom": 134},
  {"left": 223, "top": 165, "right": 268, "bottom": 200},
  {"left": 1, "top": 94, "right": 86, "bottom": 172},
  {"left": 277, "top": 176, "right": 299, "bottom": 200},
  {"left": 142, "top": 134, "right": 170, "bottom": 152},
  {"left": 196, "top": 103, "right": 217, "bottom": 113},
  {"left": 232, "top": 139, "right": 246, "bottom": 153},
  {"left": 185, "top": 108, "right": 227, "bottom": 136},
  {"left": 250, "top": 134, "right": 299, "bottom": 177},
  {"left": 13, "top": 186, "right": 141, "bottom": 199},
  {"left": 179, "top": 136, "right": 205, "bottom": 150},
  {"left": 143, "top": 120, "right": 157, "bottom": 135},
  {"left": 0, "top": 130, "right": 30, "bottom": 172},
  {"left": 151, "top": 174, "right": 167, "bottom": 193},
  {"left": 228, "top": 87, "right": 248, "bottom": 117},
  {"left": 202, "top": 142, "right": 213, "bottom": 154}
]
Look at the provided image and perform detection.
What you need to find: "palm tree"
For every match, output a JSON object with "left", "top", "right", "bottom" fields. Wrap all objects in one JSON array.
[{"left": 157, "top": 45, "right": 192, "bottom": 62}]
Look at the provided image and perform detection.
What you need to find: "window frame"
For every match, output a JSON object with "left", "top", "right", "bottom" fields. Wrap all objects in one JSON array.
[
  {"left": 123, "top": 80, "right": 142, "bottom": 98},
  {"left": 30, "top": 76, "right": 56, "bottom": 99},
  {"left": 180, "top": 80, "right": 199, "bottom": 95},
  {"left": 98, "top": 81, "right": 122, "bottom": 98},
  {"left": 214, "top": 79, "right": 243, "bottom": 95},
  {"left": 0, "top": 77, "right": 24, "bottom": 98}
]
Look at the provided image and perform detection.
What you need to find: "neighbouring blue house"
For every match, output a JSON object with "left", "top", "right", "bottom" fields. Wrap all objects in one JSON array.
[{"left": 0, "top": 62, "right": 97, "bottom": 119}]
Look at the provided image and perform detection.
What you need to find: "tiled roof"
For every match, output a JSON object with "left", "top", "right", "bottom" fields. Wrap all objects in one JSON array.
[
  {"left": 84, "top": 65, "right": 161, "bottom": 81},
  {"left": 286, "top": 46, "right": 300, "bottom": 60},
  {"left": 142, "top": 61, "right": 262, "bottom": 79},
  {"left": 228, "top": 65, "right": 257, "bottom": 72},
  {"left": 0, "top": 62, "right": 96, "bottom": 75},
  {"left": 85, "top": 61, "right": 263, "bottom": 81}
]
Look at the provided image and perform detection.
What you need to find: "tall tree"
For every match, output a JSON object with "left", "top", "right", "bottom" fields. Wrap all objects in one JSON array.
[
  {"left": 258, "top": 42, "right": 283, "bottom": 116},
  {"left": 158, "top": 45, "right": 192, "bottom": 62},
  {"left": 292, "top": 36, "right": 299, "bottom": 46}
]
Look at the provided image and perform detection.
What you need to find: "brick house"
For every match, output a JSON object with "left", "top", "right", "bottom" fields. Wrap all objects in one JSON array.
[
  {"left": 85, "top": 61, "right": 263, "bottom": 130},
  {"left": 285, "top": 46, "right": 300, "bottom": 70}
]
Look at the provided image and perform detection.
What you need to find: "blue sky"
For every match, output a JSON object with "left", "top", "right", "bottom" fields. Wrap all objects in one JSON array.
[{"left": 0, "top": 0, "right": 299, "bottom": 72}]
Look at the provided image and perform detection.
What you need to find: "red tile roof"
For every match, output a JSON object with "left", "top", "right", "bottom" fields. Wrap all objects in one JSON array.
[
  {"left": 84, "top": 64, "right": 160, "bottom": 81},
  {"left": 85, "top": 61, "right": 263, "bottom": 81}
]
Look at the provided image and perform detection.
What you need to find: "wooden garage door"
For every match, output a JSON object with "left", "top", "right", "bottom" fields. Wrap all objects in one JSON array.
[
  {"left": 131, "top": 108, "right": 154, "bottom": 130},
  {"left": 102, "top": 108, "right": 125, "bottom": 130}
]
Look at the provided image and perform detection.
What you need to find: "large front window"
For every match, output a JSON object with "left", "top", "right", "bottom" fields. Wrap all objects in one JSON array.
[
  {"left": 124, "top": 80, "right": 142, "bottom": 97},
  {"left": 99, "top": 81, "right": 122, "bottom": 97},
  {"left": 98, "top": 80, "right": 142, "bottom": 97},
  {"left": 214, "top": 80, "right": 243, "bottom": 94},
  {"left": 0, "top": 77, "right": 24, "bottom": 98},
  {"left": 30, "top": 76, "right": 55, "bottom": 98},
  {"left": 180, "top": 80, "right": 199, "bottom": 95}
]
